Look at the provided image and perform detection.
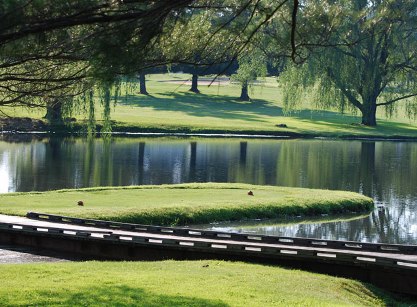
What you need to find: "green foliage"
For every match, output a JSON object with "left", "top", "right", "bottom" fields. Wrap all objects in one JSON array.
[
  {"left": 0, "top": 0, "right": 296, "bottom": 130},
  {"left": 100, "top": 87, "right": 112, "bottom": 134},
  {"left": 86, "top": 90, "right": 96, "bottom": 135},
  {"left": 280, "top": 0, "right": 417, "bottom": 126},
  {"left": 232, "top": 50, "right": 268, "bottom": 87},
  {"left": 280, "top": 64, "right": 308, "bottom": 113}
]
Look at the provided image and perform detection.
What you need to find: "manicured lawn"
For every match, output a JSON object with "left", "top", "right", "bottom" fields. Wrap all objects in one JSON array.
[
  {"left": 2, "top": 74, "right": 417, "bottom": 138},
  {"left": 109, "top": 75, "right": 417, "bottom": 137},
  {"left": 0, "top": 260, "right": 412, "bottom": 306},
  {"left": 0, "top": 183, "right": 373, "bottom": 225}
]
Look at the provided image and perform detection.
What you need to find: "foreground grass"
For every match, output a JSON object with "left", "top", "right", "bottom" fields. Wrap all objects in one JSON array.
[
  {"left": 0, "top": 183, "right": 373, "bottom": 225},
  {"left": 0, "top": 260, "right": 412, "bottom": 306},
  {"left": 2, "top": 74, "right": 417, "bottom": 138}
]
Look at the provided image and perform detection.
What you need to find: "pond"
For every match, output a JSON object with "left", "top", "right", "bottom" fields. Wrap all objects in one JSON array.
[{"left": 0, "top": 135, "right": 416, "bottom": 244}]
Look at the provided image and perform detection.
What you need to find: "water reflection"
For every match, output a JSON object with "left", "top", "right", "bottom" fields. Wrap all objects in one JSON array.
[{"left": 0, "top": 136, "right": 416, "bottom": 243}]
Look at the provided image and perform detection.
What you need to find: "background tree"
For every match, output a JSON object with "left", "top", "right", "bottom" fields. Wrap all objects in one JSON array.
[
  {"left": 232, "top": 50, "right": 267, "bottom": 101},
  {"left": 138, "top": 72, "right": 149, "bottom": 95},
  {"left": 280, "top": 0, "right": 417, "bottom": 126}
]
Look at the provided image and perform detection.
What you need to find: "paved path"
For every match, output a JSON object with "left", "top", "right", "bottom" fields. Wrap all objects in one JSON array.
[{"left": 0, "top": 245, "right": 72, "bottom": 264}]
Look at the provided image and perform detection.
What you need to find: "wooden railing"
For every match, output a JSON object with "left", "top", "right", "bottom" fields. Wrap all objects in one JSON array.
[
  {"left": 26, "top": 212, "right": 417, "bottom": 257},
  {"left": 1, "top": 220, "right": 417, "bottom": 271}
]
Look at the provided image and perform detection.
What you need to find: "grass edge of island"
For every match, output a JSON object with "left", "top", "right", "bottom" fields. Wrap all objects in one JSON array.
[{"left": 0, "top": 183, "right": 374, "bottom": 226}]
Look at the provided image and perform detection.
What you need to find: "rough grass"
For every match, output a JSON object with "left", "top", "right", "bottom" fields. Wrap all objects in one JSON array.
[
  {"left": 2, "top": 73, "right": 417, "bottom": 138},
  {"left": 0, "top": 260, "right": 413, "bottom": 306},
  {"left": 0, "top": 183, "right": 373, "bottom": 226}
]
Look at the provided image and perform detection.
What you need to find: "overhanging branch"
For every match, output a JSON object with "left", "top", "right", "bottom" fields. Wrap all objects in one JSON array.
[{"left": 377, "top": 93, "right": 417, "bottom": 106}]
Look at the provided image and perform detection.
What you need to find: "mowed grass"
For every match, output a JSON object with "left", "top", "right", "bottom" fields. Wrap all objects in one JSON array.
[
  {"left": 0, "top": 183, "right": 373, "bottom": 225},
  {"left": 0, "top": 260, "right": 412, "bottom": 306},
  {"left": 2, "top": 73, "right": 417, "bottom": 137},
  {"left": 109, "top": 75, "right": 417, "bottom": 137}
]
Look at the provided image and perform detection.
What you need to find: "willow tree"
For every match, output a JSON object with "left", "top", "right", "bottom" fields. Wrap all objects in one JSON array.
[
  {"left": 0, "top": 1, "right": 195, "bottom": 117},
  {"left": 281, "top": 0, "right": 417, "bottom": 126},
  {"left": 0, "top": 0, "right": 299, "bottom": 130}
]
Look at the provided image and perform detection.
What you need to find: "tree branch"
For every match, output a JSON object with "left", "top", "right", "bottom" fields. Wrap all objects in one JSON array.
[{"left": 377, "top": 93, "right": 417, "bottom": 106}]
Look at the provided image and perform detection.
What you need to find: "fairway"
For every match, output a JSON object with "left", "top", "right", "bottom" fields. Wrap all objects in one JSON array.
[
  {"left": 2, "top": 74, "right": 417, "bottom": 138},
  {"left": 84, "top": 74, "right": 417, "bottom": 137},
  {"left": 110, "top": 74, "right": 417, "bottom": 137},
  {"left": 0, "top": 183, "right": 373, "bottom": 225}
]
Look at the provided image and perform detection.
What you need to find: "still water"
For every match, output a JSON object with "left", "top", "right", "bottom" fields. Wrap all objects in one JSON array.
[{"left": 0, "top": 136, "right": 416, "bottom": 244}]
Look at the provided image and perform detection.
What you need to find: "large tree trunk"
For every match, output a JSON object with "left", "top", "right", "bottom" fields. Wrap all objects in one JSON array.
[
  {"left": 139, "top": 73, "right": 148, "bottom": 95},
  {"left": 189, "top": 74, "right": 200, "bottom": 93},
  {"left": 239, "top": 82, "right": 250, "bottom": 101},
  {"left": 361, "top": 97, "right": 377, "bottom": 126},
  {"left": 45, "top": 100, "right": 64, "bottom": 125}
]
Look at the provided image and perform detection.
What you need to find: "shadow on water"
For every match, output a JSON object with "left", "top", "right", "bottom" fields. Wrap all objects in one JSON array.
[
  {"left": 193, "top": 213, "right": 371, "bottom": 233},
  {"left": 4, "top": 285, "right": 229, "bottom": 307}
]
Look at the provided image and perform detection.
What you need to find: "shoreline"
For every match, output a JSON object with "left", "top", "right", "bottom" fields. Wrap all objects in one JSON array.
[
  {"left": 2, "top": 127, "right": 417, "bottom": 142},
  {"left": 1, "top": 117, "right": 417, "bottom": 141}
]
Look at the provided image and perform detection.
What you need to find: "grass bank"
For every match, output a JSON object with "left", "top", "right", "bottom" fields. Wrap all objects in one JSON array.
[
  {"left": 0, "top": 183, "right": 373, "bottom": 226},
  {"left": 0, "top": 260, "right": 412, "bottom": 306},
  {"left": 2, "top": 74, "right": 417, "bottom": 139}
]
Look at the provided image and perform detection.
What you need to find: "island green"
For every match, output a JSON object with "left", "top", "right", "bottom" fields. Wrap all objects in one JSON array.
[{"left": 0, "top": 183, "right": 373, "bottom": 225}]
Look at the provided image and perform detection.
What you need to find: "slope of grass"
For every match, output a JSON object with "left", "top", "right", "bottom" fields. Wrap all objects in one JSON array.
[
  {"left": 0, "top": 260, "right": 412, "bottom": 306},
  {"left": 0, "top": 183, "right": 373, "bottom": 226},
  {"left": 2, "top": 74, "right": 417, "bottom": 138}
]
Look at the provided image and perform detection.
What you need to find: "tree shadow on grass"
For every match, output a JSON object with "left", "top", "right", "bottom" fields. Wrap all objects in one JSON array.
[
  {"left": 120, "top": 91, "right": 362, "bottom": 125},
  {"left": 118, "top": 91, "right": 417, "bottom": 133},
  {"left": 291, "top": 111, "right": 417, "bottom": 134},
  {"left": 18, "top": 285, "right": 229, "bottom": 307},
  {"left": 119, "top": 92, "right": 284, "bottom": 123},
  {"left": 355, "top": 282, "right": 417, "bottom": 306}
]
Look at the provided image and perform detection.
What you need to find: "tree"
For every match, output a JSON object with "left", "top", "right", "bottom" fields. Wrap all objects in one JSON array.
[
  {"left": 281, "top": 0, "right": 417, "bottom": 126},
  {"left": 190, "top": 70, "right": 201, "bottom": 94},
  {"left": 0, "top": 1, "right": 211, "bottom": 127},
  {"left": 232, "top": 50, "right": 267, "bottom": 101},
  {"left": 0, "top": 0, "right": 298, "bottom": 127},
  {"left": 159, "top": 7, "right": 239, "bottom": 94},
  {"left": 138, "top": 73, "right": 149, "bottom": 95},
  {"left": 0, "top": 34, "right": 91, "bottom": 123},
  {"left": 0, "top": 1, "right": 197, "bottom": 105}
]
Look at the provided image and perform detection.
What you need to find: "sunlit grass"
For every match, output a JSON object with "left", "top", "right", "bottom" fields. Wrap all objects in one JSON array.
[
  {"left": 0, "top": 260, "right": 412, "bottom": 306},
  {"left": 2, "top": 73, "right": 417, "bottom": 137},
  {"left": 0, "top": 183, "right": 373, "bottom": 226}
]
